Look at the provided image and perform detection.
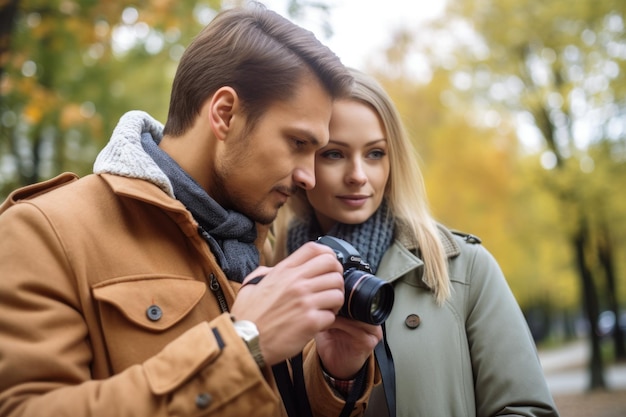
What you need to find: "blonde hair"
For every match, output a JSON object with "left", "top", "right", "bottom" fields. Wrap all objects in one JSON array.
[{"left": 273, "top": 68, "right": 450, "bottom": 304}]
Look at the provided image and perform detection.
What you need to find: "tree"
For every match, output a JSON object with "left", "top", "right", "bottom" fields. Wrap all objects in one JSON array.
[
  {"left": 0, "top": 0, "right": 219, "bottom": 198},
  {"left": 385, "top": 0, "right": 626, "bottom": 389}
]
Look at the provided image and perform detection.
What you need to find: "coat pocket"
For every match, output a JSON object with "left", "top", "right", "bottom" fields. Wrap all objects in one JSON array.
[{"left": 92, "top": 275, "right": 208, "bottom": 371}]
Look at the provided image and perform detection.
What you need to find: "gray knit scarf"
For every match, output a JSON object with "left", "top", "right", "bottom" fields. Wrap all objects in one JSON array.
[
  {"left": 141, "top": 133, "right": 258, "bottom": 283},
  {"left": 287, "top": 200, "right": 394, "bottom": 273}
]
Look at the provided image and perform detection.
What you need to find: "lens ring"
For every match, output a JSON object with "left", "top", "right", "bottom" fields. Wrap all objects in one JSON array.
[{"left": 343, "top": 270, "right": 394, "bottom": 325}]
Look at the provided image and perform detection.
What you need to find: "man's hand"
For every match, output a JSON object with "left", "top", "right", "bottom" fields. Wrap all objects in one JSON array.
[
  {"left": 231, "top": 241, "right": 345, "bottom": 366},
  {"left": 315, "top": 317, "right": 382, "bottom": 379}
]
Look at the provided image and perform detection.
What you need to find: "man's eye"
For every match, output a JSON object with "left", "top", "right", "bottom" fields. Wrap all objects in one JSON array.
[{"left": 292, "top": 138, "right": 307, "bottom": 149}]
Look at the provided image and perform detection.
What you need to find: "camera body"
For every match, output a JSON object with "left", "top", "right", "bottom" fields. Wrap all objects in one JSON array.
[{"left": 316, "top": 235, "right": 394, "bottom": 325}]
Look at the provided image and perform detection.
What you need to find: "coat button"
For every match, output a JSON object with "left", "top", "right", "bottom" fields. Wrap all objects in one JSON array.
[
  {"left": 196, "top": 392, "right": 213, "bottom": 409},
  {"left": 146, "top": 305, "right": 162, "bottom": 321},
  {"left": 405, "top": 314, "right": 421, "bottom": 329}
]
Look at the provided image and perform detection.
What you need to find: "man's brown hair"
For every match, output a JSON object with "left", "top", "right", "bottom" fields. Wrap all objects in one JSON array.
[{"left": 163, "top": 2, "right": 353, "bottom": 136}]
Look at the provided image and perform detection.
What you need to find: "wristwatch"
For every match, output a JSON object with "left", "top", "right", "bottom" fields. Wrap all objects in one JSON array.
[{"left": 232, "top": 320, "right": 265, "bottom": 368}]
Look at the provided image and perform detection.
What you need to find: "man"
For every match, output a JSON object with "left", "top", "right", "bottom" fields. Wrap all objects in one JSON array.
[{"left": 0, "top": 3, "right": 381, "bottom": 416}]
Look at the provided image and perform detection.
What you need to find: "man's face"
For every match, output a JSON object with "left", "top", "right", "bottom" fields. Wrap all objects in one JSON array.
[{"left": 212, "top": 74, "right": 333, "bottom": 224}]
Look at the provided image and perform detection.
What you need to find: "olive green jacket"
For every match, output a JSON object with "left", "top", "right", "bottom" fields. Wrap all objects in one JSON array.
[{"left": 364, "top": 225, "right": 559, "bottom": 417}]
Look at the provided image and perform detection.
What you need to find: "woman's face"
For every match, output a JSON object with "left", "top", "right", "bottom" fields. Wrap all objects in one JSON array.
[{"left": 306, "top": 99, "right": 390, "bottom": 233}]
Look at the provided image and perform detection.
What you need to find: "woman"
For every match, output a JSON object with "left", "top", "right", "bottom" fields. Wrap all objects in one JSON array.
[{"left": 271, "top": 68, "right": 559, "bottom": 417}]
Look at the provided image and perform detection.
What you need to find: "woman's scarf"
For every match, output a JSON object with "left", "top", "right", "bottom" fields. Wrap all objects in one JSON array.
[{"left": 287, "top": 200, "right": 394, "bottom": 273}]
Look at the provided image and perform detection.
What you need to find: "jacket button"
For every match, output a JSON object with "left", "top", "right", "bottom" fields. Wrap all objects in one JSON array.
[
  {"left": 196, "top": 392, "right": 213, "bottom": 409},
  {"left": 146, "top": 305, "right": 162, "bottom": 321},
  {"left": 405, "top": 314, "right": 421, "bottom": 329}
]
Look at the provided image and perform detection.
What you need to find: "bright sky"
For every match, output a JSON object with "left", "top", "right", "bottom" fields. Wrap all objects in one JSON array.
[{"left": 260, "top": 0, "right": 446, "bottom": 70}]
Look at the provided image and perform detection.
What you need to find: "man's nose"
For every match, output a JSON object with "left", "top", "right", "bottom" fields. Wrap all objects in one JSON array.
[{"left": 293, "top": 164, "right": 315, "bottom": 190}]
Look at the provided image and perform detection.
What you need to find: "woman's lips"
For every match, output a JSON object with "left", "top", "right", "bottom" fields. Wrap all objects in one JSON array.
[{"left": 337, "top": 195, "right": 369, "bottom": 208}]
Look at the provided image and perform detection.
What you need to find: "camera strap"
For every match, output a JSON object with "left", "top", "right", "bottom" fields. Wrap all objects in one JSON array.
[
  {"left": 374, "top": 323, "right": 396, "bottom": 417},
  {"left": 338, "top": 361, "right": 367, "bottom": 417},
  {"left": 240, "top": 275, "right": 313, "bottom": 416},
  {"left": 273, "top": 353, "right": 313, "bottom": 417},
  {"left": 242, "top": 275, "right": 314, "bottom": 416},
  {"left": 273, "top": 352, "right": 368, "bottom": 417}
]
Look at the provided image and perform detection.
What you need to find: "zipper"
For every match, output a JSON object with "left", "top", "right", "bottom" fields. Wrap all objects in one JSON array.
[{"left": 209, "top": 273, "right": 229, "bottom": 313}]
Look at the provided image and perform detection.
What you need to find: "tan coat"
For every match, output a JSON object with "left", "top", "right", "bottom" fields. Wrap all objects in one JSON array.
[{"left": 0, "top": 172, "right": 375, "bottom": 417}]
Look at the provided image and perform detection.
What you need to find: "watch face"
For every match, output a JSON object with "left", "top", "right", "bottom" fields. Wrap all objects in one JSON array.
[
  {"left": 233, "top": 320, "right": 265, "bottom": 368},
  {"left": 234, "top": 320, "right": 259, "bottom": 341}
]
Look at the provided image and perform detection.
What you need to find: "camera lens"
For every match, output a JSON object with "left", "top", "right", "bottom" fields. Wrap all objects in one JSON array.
[
  {"left": 370, "top": 291, "right": 381, "bottom": 314},
  {"left": 315, "top": 235, "right": 395, "bottom": 325},
  {"left": 340, "top": 269, "right": 394, "bottom": 325}
]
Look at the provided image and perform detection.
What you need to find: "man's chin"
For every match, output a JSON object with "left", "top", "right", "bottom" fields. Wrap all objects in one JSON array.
[
  {"left": 249, "top": 208, "right": 280, "bottom": 225},
  {"left": 243, "top": 200, "right": 284, "bottom": 225}
]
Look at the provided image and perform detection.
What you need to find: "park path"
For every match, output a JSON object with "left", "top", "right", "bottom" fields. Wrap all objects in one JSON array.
[
  {"left": 538, "top": 340, "right": 626, "bottom": 417},
  {"left": 539, "top": 339, "right": 626, "bottom": 395}
]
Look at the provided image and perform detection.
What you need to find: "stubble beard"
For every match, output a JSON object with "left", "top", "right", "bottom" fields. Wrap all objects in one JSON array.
[
  {"left": 213, "top": 125, "right": 290, "bottom": 225},
  {"left": 212, "top": 162, "right": 281, "bottom": 226}
]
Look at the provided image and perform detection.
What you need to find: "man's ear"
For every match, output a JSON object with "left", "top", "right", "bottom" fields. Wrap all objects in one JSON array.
[{"left": 209, "top": 86, "right": 239, "bottom": 141}]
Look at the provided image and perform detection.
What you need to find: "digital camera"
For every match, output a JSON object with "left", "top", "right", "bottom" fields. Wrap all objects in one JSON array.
[{"left": 317, "top": 235, "right": 394, "bottom": 325}]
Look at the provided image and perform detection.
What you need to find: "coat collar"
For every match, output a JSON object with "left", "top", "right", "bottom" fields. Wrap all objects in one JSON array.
[
  {"left": 396, "top": 221, "right": 461, "bottom": 258},
  {"left": 376, "top": 222, "right": 460, "bottom": 288},
  {"left": 99, "top": 173, "right": 203, "bottom": 241},
  {"left": 100, "top": 173, "right": 269, "bottom": 256},
  {"left": 101, "top": 173, "right": 188, "bottom": 214},
  {"left": 377, "top": 240, "right": 424, "bottom": 284}
]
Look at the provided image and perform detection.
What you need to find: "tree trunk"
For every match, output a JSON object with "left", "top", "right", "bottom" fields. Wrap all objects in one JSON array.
[
  {"left": 0, "top": 0, "right": 19, "bottom": 82},
  {"left": 597, "top": 221, "right": 626, "bottom": 360},
  {"left": 573, "top": 215, "right": 606, "bottom": 390}
]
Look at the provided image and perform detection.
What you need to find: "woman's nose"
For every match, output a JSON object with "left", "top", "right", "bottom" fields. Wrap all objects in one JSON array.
[{"left": 345, "top": 160, "right": 368, "bottom": 185}]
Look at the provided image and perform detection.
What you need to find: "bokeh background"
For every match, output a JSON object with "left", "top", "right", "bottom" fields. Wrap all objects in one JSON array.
[{"left": 1, "top": 0, "right": 625, "bottom": 414}]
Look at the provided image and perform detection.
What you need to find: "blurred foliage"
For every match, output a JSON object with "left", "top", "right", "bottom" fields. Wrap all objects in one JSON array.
[
  {"left": 0, "top": 0, "right": 221, "bottom": 196},
  {"left": 369, "top": 66, "right": 584, "bottom": 313},
  {"left": 363, "top": 0, "right": 626, "bottom": 328}
]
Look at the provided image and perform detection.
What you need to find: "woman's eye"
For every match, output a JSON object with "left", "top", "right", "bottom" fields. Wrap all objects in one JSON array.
[
  {"left": 368, "top": 149, "right": 386, "bottom": 159},
  {"left": 321, "top": 150, "right": 342, "bottom": 159}
]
